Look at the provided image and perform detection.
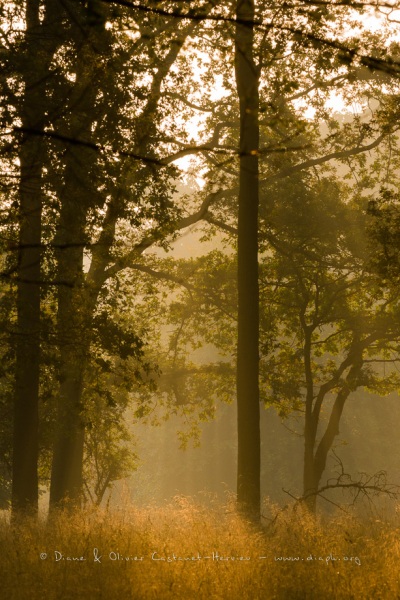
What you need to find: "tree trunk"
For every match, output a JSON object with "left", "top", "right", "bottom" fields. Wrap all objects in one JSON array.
[
  {"left": 49, "top": 173, "right": 91, "bottom": 508},
  {"left": 48, "top": 8, "right": 104, "bottom": 507},
  {"left": 49, "top": 243, "right": 88, "bottom": 507},
  {"left": 49, "top": 348, "right": 86, "bottom": 507},
  {"left": 12, "top": 0, "right": 59, "bottom": 517},
  {"left": 302, "top": 359, "right": 363, "bottom": 514},
  {"left": 302, "top": 326, "right": 318, "bottom": 513},
  {"left": 12, "top": 115, "right": 42, "bottom": 516},
  {"left": 302, "top": 436, "right": 318, "bottom": 514},
  {"left": 235, "top": 0, "right": 261, "bottom": 520}
]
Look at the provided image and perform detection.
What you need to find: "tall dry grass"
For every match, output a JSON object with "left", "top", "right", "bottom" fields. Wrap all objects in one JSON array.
[{"left": 1, "top": 498, "right": 399, "bottom": 599}]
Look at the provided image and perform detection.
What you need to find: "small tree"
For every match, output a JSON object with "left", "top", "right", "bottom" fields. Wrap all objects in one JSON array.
[{"left": 260, "top": 169, "right": 400, "bottom": 513}]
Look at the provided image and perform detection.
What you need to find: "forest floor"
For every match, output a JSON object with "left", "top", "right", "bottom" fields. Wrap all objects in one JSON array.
[{"left": 0, "top": 498, "right": 399, "bottom": 599}]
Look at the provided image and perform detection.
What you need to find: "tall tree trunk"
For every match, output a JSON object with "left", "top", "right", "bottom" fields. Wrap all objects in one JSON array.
[
  {"left": 12, "top": 0, "right": 59, "bottom": 517},
  {"left": 49, "top": 112, "right": 96, "bottom": 507},
  {"left": 235, "top": 0, "right": 261, "bottom": 520},
  {"left": 49, "top": 230, "right": 88, "bottom": 507},
  {"left": 48, "top": 27, "right": 98, "bottom": 506},
  {"left": 12, "top": 101, "right": 42, "bottom": 516},
  {"left": 49, "top": 205, "right": 103, "bottom": 507},
  {"left": 47, "top": 0, "right": 115, "bottom": 507}
]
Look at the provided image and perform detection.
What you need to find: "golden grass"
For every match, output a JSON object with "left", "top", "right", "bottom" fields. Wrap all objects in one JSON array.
[{"left": 1, "top": 498, "right": 400, "bottom": 599}]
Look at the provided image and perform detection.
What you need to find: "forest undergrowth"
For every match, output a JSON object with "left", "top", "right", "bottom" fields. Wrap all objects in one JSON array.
[{"left": 1, "top": 497, "right": 399, "bottom": 599}]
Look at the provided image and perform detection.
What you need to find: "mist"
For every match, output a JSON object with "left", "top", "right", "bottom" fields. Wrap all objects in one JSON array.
[{"left": 2, "top": 0, "right": 400, "bottom": 597}]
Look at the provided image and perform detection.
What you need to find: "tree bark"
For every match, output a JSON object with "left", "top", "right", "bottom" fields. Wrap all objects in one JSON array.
[
  {"left": 49, "top": 350, "right": 86, "bottom": 506},
  {"left": 49, "top": 234, "right": 88, "bottom": 507},
  {"left": 235, "top": 0, "right": 261, "bottom": 520},
  {"left": 12, "top": 103, "right": 42, "bottom": 516},
  {"left": 12, "top": 0, "right": 59, "bottom": 517}
]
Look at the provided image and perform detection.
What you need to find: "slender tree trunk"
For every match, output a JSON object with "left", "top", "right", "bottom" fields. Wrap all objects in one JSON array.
[
  {"left": 50, "top": 349, "right": 86, "bottom": 506},
  {"left": 302, "top": 358, "right": 363, "bottom": 514},
  {"left": 235, "top": 0, "right": 261, "bottom": 520},
  {"left": 49, "top": 158, "right": 92, "bottom": 508},
  {"left": 49, "top": 206, "right": 103, "bottom": 508},
  {"left": 12, "top": 113, "right": 42, "bottom": 516},
  {"left": 11, "top": 0, "right": 57, "bottom": 517},
  {"left": 303, "top": 439, "right": 318, "bottom": 514},
  {"left": 302, "top": 326, "right": 318, "bottom": 513},
  {"left": 49, "top": 238, "right": 88, "bottom": 507}
]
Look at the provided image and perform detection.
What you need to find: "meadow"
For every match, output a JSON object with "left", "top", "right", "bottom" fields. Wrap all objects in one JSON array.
[{"left": 1, "top": 498, "right": 399, "bottom": 599}]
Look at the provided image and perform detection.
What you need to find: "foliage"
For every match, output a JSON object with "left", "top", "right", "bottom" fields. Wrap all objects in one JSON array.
[
  {"left": 3, "top": 0, "right": 400, "bottom": 513},
  {"left": 367, "top": 188, "right": 400, "bottom": 280}
]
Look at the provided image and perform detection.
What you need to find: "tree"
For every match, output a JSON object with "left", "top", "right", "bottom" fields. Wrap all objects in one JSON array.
[
  {"left": 43, "top": 0, "right": 218, "bottom": 507},
  {"left": 0, "top": 0, "right": 213, "bottom": 512},
  {"left": 259, "top": 164, "right": 400, "bottom": 513},
  {"left": 4, "top": 0, "right": 400, "bottom": 518},
  {"left": 201, "top": 0, "right": 400, "bottom": 520},
  {"left": 47, "top": 0, "right": 122, "bottom": 508},
  {"left": 235, "top": 0, "right": 261, "bottom": 520},
  {"left": 10, "top": 0, "right": 62, "bottom": 516},
  {"left": 137, "top": 8, "right": 400, "bottom": 516}
]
